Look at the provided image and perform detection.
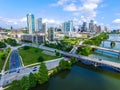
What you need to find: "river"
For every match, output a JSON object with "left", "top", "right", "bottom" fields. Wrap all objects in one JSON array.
[
  {"left": 33, "top": 63, "right": 120, "bottom": 90},
  {"left": 89, "top": 34, "right": 120, "bottom": 63},
  {"left": 32, "top": 34, "right": 120, "bottom": 90}
]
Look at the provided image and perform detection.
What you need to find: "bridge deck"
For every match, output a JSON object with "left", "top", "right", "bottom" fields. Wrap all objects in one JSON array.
[
  {"left": 103, "top": 40, "right": 120, "bottom": 43},
  {"left": 77, "top": 44, "right": 120, "bottom": 53},
  {"left": 60, "top": 51, "right": 120, "bottom": 69}
]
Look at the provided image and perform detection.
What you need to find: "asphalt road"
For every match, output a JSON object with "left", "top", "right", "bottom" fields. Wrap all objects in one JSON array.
[{"left": 9, "top": 50, "right": 21, "bottom": 71}]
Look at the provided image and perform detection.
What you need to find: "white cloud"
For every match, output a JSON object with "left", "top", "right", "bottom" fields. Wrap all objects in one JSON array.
[
  {"left": 43, "top": 18, "right": 62, "bottom": 24},
  {"left": 113, "top": 19, "right": 120, "bottom": 24},
  {"left": 0, "top": 16, "right": 27, "bottom": 28},
  {"left": 63, "top": 3, "right": 78, "bottom": 11},
  {"left": 20, "top": 17, "right": 27, "bottom": 22},
  {"left": 51, "top": 0, "right": 77, "bottom": 6},
  {"left": 51, "top": 0, "right": 69, "bottom": 6},
  {"left": 51, "top": 0, "right": 102, "bottom": 20}
]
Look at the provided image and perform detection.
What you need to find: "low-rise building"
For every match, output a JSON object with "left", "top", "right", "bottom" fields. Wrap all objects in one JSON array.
[{"left": 21, "top": 34, "right": 45, "bottom": 43}]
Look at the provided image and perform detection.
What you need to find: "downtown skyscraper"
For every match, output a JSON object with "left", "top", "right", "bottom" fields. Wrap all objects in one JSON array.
[
  {"left": 89, "top": 20, "right": 94, "bottom": 32},
  {"left": 62, "top": 20, "right": 73, "bottom": 35},
  {"left": 27, "top": 13, "right": 35, "bottom": 34},
  {"left": 35, "top": 18, "right": 42, "bottom": 32}
]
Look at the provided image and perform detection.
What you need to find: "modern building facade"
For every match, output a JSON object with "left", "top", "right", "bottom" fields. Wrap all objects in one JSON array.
[
  {"left": 48, "top": 27, "right": 54, "bottom": 41},
  {"left": 89, "top": 20, "right": 94, "bottom": 32},
  {"left": 63, "top": 20, "right": 73, "bottom": 34},
  {"left": 81, "top": 22, "right": 87, "bottom": 32},
  {"left": 27, "top": 13, "right": 35, "bottom": 34},
  {"left": 21, "top": 34, "right": 45, "bottom": 43},
  {"left": 42, "top": 23, "right": 47, "bottom": 34},
  {"left": 35, "top": 18, "right": 42, "bottom": 32}
]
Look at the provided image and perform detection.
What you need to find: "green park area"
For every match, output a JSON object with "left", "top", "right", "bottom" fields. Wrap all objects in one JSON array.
[
  {"left": 77, "top": 33, "right": 109, "bottom": 56},
  {"left": 44, "top": 36, "right": 82, "bottom": 52},
  {"left": 62, "top": 36, "right": 81, "bottom": 45},
  {"left": 0, "top": 48, "right": 10, "bottom": 72},
  {"left": 18, "top": 46, "right": 60, "bottom": 66},
  {"left": 83, "top": 32, "right": 109, "bottom": 46}
]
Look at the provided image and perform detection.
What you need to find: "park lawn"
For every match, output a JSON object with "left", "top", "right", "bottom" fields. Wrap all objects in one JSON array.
[
  {"left": 63, "top": 38, "right": 81, "bottom": 45},
  {"left": 18, "top": 46, "right": 60, "bottom": 66},
  {"left": 0, "top": 48, "right": 10, "bottom": 72}
]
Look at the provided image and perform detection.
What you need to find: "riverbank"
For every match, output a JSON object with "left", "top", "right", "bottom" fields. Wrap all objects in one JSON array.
[{"left": 31, "top": 61, "right": 120, "bottom": 90}]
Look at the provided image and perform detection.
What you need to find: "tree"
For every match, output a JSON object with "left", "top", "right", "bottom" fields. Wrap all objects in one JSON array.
[
  {"left": 38, "top": 56, "right": 44, "bottom": 62},
  {"left": 59, "top": 60, "right": 71, "bottom": 70},
  {"left": 20, "top": 76, "right": 30, "bottom": 90},
  {"left": 70, "top": 57, "right": 78, "bottom": 65},
  {"left": 5, "top": 38, "right": 17, "bottom": 46},
  {"left": 1, "top": 54, "right": 6, "bottom": 61},
  {"left": 23, "top": 46, "right": 30, "bottom": 50},
  {"left": 77, "top": 46, "right": 92, "bottom": 56},
  {"left": 0, "top": 42, "right": 6, "bottom": 48},
  {"left": 37, "top": 62, "right": 49, "bottom": 84},
  {"left": 56, "top": 52, "right": 60, "bottom": 56},
  {"left": 29, "top": 73, "right": 36, "bottom": 88},
  {"left": 9, "top": 80, "right": 21, "bottom": 90}
]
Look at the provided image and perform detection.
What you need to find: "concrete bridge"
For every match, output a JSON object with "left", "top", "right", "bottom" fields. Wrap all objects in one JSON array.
[
  {"left": 103, "top": 40, "right": 120, "bottom": 43},
  {"left": 38, "top": 45, "right": 120, "bottom": 72},
  {"left": 77, "top": 44, "right": 120, "bottom": 54},
  {"left": 59, "top": 51, "right": 120, "bottom": 72}
]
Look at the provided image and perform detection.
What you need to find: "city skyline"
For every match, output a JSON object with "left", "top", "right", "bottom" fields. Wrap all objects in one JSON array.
[{"left": 0, "top": 0, "right": 120, "bottom": 29}]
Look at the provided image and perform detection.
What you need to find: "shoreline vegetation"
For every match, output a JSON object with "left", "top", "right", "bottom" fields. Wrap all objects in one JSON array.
[{"left": 6, "top": 57, "right": 78, "bottom": 90}]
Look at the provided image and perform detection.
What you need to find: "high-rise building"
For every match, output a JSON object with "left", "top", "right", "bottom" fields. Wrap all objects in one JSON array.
[
  {"left": 48, "top": 27, "right": 54, "bottom": 41},
  {"left": 63, "top": 20, "right": 73, "bottom": 35},
  {"left": 81, "top": 22, "right": 87, "bottom": 32},
  {"left": 36, "top": 18, "right": 42, "bottom": 32},
  {"left": 97, "top": 25, "right": 101, "bottom": 32},
  {"left": 89, "top": 20, "right": 94, "bottom": 32},
  {"left": 42, "top": 23, "right": 47, "bottom": 34},
  {"left": 94, "top": 24, "right": 98, "bottom": 32},
  {"left": 27, "top": 13, "right": 35, "bottom": 34}
]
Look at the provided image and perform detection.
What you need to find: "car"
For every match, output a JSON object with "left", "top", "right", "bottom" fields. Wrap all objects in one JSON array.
[
  {"left": 17, "top": 69, "right": 20, "bottom": 73},
  {"left": 99, "top": 59, "right": 102, "bottom": 61},
  {"left": 33, "top": 69, "right": 37, "bottom": 72}
]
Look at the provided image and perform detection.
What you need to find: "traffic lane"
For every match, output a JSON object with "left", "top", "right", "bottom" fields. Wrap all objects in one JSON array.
[{"left": 9, "top": 50, "right": 21, "bottom": 70}]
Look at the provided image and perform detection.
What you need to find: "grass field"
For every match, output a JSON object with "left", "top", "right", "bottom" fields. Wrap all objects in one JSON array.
[
  {"left": 0, "top": 48, "right": 10, "bottom": 72},
  {"left": 18, "top": 46, "right": 60, "bottom": 66},
  {"left": 63, "top": 38, "right": 81, "bottom": 45}
]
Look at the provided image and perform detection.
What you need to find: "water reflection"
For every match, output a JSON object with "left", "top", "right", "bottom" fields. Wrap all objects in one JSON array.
[{"left": 32, "top": 63, "right": 120, "bottom": 90}]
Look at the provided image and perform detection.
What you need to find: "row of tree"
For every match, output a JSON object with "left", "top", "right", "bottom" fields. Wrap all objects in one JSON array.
[
  {"left": 0, "top": 41, "right": 6, "bottom": 48},
  {"left": 44, "top": 40, "right": 73, "bottom": 52},
  {"left": 77, "top": 46, "right": 93, "bottom": 56},
  {"left": 9, "top": 62, "right": 48, "bottom": 90},
  {"left": 4, "top": 38, "right": 17, "bottom": 46},
  {"left": 9, "top": 58, "right": 78, "bottom": 90}
]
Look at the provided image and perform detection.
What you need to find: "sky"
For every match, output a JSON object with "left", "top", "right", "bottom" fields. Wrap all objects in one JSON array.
[{"left": 0, "top": 0, "right": 120, "bottom": 29}]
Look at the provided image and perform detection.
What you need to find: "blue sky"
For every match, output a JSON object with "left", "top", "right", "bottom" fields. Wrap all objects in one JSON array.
[{"left": 0, "top": 0, "right": 120, "bottom": 29}]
